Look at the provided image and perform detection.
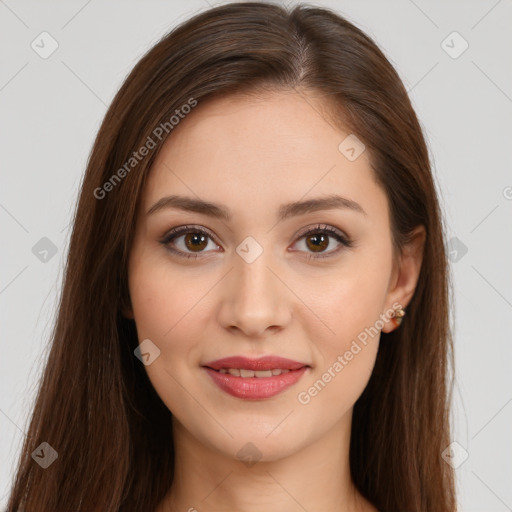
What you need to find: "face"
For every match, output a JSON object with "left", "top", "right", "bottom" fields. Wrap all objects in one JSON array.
[{"left": 125, "top": 89, "right": 420, "bottom": 462}]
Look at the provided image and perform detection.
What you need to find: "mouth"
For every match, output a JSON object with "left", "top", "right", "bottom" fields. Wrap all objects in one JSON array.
[
  {"left": 201, "top": 355, "right": 310, "bottom": 400},
  {"left": 202, "top": 354, "right": 309, "bottom": 372},
  {"left": 205, "top": 367, "right": 302, "bottom": 377}
]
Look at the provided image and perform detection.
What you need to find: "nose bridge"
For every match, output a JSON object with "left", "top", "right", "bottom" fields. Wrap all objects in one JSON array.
[
  {"left": 236, "top": 249, "right": 276, "bottom": 300},
  {"left": 234, "top": 245, "right": 281, "bottom": 309},
  {"left": 232, "top": 231, "right": 278, "bottom": 295},
  {"left": 219, "top": 242, "right": 290, "bottom": 336}
]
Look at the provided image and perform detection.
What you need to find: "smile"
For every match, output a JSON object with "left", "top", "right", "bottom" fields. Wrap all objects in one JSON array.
[
  {"left": 217, "top": 368, "right": 291, "bottom": 377},
  {"left": 203, "top": 366, "right": 309, "bottom": 399}
]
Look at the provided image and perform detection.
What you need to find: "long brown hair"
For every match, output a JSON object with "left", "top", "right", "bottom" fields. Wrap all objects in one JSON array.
[{"left": 7, "top": 2, "right": 456, "bottom": 510}]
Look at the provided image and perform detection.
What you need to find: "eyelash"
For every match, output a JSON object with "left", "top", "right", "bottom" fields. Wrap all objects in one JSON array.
[{"left": 159, "top": 224, "right": 353, "bottom": 261}]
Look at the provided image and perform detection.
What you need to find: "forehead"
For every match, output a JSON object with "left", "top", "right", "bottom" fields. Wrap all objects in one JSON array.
[{"left": 142, "top": 90, "right": 387, "bottom": 223}]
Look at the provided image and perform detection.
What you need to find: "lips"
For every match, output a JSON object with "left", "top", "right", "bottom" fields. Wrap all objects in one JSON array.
[
  {"left": 202, "top": 355, "right": 308, "bottom": 372},
  {"left": 201, "top": 355, "right": 310, "bottom": 399},
  {"left": 203, "top": 366, "right": 309, "bottom": 400}
]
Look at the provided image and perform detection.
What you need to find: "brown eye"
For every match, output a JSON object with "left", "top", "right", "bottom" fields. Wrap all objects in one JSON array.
[
  {"left": 160, "top": 226, "right": 220, "bottom": 259},
  {"left": 292, "top": 224, "right": 353, "bottom": 260},
  {"left": 304, "top": 233, "right": 330, "bottom": 253},
  {"left": 183, "top": 232, "right": 209, "bottom": 252}
]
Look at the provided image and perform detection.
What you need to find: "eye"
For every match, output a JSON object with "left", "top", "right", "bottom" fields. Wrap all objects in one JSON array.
[
  {"left": 291, "top": 224, "right": 353, "bottom": 260},
  {"left": 159, "top": 223, "right": 353, "bottom": 260},
  {"left": 159, "top": 225, "right": 220, "bottom": 260}
]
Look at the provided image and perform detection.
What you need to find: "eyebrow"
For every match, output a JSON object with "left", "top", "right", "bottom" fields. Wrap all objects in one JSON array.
[{"left": 146, "top": 194, "right": 367, "bottom": 221}]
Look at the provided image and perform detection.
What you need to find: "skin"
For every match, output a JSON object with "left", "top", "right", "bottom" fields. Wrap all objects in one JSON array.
[{"left": 124, "top": 89, "right": 425, "bottom": 512}]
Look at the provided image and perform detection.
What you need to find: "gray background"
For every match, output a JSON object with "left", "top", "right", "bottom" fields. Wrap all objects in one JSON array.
[{"left": 1, "top": 0, "right": 511, "bottom": 510}]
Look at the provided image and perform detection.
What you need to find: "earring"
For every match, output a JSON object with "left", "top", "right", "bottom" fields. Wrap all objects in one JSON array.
[{"left": 392, "top": 306, "right": 406, "bottom": 326}]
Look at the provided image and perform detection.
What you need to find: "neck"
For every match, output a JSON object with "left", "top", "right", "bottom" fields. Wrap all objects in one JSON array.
[{"left": 156, "top": 410, "right": 376, "bottom": 512}]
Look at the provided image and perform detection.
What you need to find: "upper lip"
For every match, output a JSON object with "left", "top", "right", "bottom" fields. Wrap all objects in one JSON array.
[{"left": 202, "top": 355, "right": 309, "bottom": 371}]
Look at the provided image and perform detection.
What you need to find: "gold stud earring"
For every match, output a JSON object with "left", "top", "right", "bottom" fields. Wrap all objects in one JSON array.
[{"left": 393, "top": 306, "right": 406, "bottom": 326}]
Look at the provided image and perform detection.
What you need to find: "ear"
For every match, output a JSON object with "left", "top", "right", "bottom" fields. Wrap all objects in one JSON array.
[{"left": 381, "top": 225, "right": 426, "bottom": 333}]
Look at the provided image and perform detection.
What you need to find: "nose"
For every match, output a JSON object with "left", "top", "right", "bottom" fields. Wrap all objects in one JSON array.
[{"left": 217, "top": 251, "right": 292, "bottom": 338}]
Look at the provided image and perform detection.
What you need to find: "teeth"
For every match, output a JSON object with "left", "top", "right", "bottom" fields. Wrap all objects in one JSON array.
[
  {"left": 217, "top": 368, "right": 291, "bottom": 377},
  {"left": 254, "top": 370, "right": 272, "bottom": 378}
]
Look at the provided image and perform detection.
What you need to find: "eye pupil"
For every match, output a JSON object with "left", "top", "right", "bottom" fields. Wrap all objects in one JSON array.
[
  {"left": 185, "top": 233, "right": 208, "bottom": 251},
  {"left": 306, "top": 234, "right": 329, "bottom": 252}
]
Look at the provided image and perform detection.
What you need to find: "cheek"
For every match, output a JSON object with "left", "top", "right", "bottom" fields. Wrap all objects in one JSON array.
[
  {"left": 128, "top": 251, "right": 207, "bottom": 340},
  {"left": 296, "top": 283, "right": 384, "bottom": 419},
  {"left": 304, "top": 252, "right": 392, "bottom": 345},
  {"left": 127, "top": 256, "right": 213, "bottom": 414},
  {"left": 295, "top": 252, "right": 391, "bottom": 404},
  {"left": 127, "top": 259, "right": 204, "bottom": 388}
]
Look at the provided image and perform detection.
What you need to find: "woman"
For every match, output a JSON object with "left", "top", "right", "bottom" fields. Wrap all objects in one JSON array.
[{"left": 7, "top": 2, "right": 456, "bottom": 510}]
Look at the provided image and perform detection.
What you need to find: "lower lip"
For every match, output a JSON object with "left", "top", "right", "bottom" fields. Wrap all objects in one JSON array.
[{"left": 203, "top": 367, "right": 309, "bottom": 400}]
